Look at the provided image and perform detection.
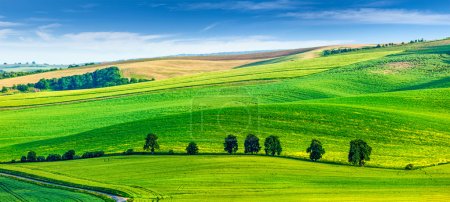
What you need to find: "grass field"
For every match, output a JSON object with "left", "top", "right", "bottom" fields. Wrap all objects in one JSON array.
[
  {"left": 0, "top": 39, "right": 449, "bottom": 201},
  {"left": 0, "top": 40, "right": 448, "bottom": 168},
  {"left": 1, "top": 155, "right": 449, "bottom": 201},
  {"left": 0, "top": 175, "right": 104, "bottom": 201},
  {"left": 0, "top": 46, "right": 321, "bottom": 87}
]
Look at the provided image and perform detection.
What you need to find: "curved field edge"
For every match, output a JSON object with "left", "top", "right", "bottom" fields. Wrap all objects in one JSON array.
[
  {"left": 0, "top": 173, "right": 108, "bottom": 201},
  {"left": 1, "top": 155, "right": 449, "bottom": 201},
  {"left": 0, "top": 168, "right": 143, "bottom": 200}
]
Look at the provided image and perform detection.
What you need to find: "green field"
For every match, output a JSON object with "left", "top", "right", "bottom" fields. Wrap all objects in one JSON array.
[
  {"left": 0, "top": 39, "right": 449, "bottom": 201},
  {"left": 0, "top": 175, "right": 104, "bottom": 201},
  {"left": 0, "top": 40, "right": 449, "bottom": 167},
  {"left": 1, "top": 155, "right": 449, "bottom": 201}
]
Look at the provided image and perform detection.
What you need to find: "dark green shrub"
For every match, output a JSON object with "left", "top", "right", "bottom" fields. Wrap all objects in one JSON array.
[
  {"left": 62, "top": 150, "right": 76, "bottom": 160},
  {"left": 186, "top": 142, "right": 199, "bottom": 155},
  {"left": 124, "top": 149, "right": 134, "bottom": 155},
  {"left": 27, "top": 151, "right": 37, "bottom": 162},
  {"left": 46, "top": 154, "right": 62, "bottom": 161},
  {"left": 405, "top": 164, "right": 414, "bottom": 170},
  {"left": 37, "top": 156, "right": 46, "bottom": 162}
]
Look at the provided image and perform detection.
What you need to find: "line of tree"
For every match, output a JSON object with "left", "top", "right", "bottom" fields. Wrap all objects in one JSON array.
[
  {"left": 67, "top": 62, "right": 96, "bottom": 68},
  {"left": 2, "top": 67, "right": 153, "bottom": 93},
  {"left": 141, "top": 133, "right": 375, "bottom": 167},
  {"left": 33, "top": 67, "right": 150, "bottom": 91},
  {"left": 0, "top": 68, "right": 60, "bottom": 80},
  {"left": 323, "top": 38, "right": 427, "bottom": 56},
  {"left": 13, "top": 134, "right": 373, "bottom": 168},
  {"left": 14, "top": 149, "right": 104, "bottom": 163}
]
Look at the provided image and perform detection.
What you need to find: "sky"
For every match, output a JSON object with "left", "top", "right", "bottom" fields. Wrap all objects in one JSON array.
[{"left": 0, "top": 0, "right": 449, "bottom": 64}]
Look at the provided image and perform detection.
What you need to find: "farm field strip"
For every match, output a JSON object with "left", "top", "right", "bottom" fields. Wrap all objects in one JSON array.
[
  {"left": 0, "top": 174, "right": 105, "bottom": 201},
  {"left": 1, "top": 155, "right": 449, "bottom": 201}
]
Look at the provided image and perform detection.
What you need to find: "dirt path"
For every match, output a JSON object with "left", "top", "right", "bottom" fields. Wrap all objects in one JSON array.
[{"left": 0, "top": 172, "right": 128, "bottom": 202}]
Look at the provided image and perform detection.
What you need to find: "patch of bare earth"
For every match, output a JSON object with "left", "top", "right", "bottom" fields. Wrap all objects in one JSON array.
[{"left": 371, "top": 62, "right": 414, "bottom": 75}]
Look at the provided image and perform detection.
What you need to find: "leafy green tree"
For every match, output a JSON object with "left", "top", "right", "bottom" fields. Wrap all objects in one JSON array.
[
  {"left": 306, "top": 139, "right": 325, "bottom": 161},
  {"left": 264, "top": 135, "right": 282, "bottom": 156},
  {"left": 1, "top": 86, "right": 7, "bottom": 93},
  {"left": 20, "top": 156, "right": 27, "bottom": 162},
  {"left": 62, "top": 150, "right": 76, "bottom": 160},
  {"left": 37, "top": 156, "right": 46, "bottom": 162},
  {"left": 405, "top": 164, "right": 414, "bottom": 170},
  {"left": 348, "top": 139, "right": 372, "bottom": 166},
  {"left": 223, "top": 135, "right": 238, "bottom": 154},
  {"left": 244, "top": 134, "right": 261, "bottom": 154},
  {"left": 16, "top": 84, "right": 29, "bottom": 92},
  {"left": 186, "top": 142, "right": 199, "bottom": 155},
  {"left": 46, "top": 154, "right": 62, "bottom": 161},
  {"left": 130, "top": 78, "right": 138, "bottom": 83},
  {"left": 143, "top": 133, "right": 159, "bottom": 154},
  {"left": 123, "top": 149, "right": 134, "bottom": 155},
  {"left": 27, "top": 151, "right": 37, "bottom": 162},
  {"left": 34, "top": 78, "right": 50, "bottom": 89}
]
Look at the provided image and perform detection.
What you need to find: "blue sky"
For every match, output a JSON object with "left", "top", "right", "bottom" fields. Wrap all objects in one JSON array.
[{"left": 0, "top": 0, "right": 449, "bottom": 64}]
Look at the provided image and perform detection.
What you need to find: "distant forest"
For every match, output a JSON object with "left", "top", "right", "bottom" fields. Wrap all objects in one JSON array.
[
  {"left": 34, "top": 67, "right": 151, "bottom": 91},
  {"left": 2, "top": 67, "right": 152, "bottom": 93}
]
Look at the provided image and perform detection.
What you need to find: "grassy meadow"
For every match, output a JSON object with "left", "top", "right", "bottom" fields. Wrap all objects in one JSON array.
[
  {"left": 1, "top": 155, "right": 449, "bottom": 201},
  {"left": 0, "top": 39, "right": 449, "bottom": 200}
]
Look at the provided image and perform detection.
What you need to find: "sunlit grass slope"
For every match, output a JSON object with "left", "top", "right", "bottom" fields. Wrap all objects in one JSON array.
[
  {"left": 0, "top": 50, "right": 395, "bottom": 107},
  {"left": 1, "top": 87, "right": 449, "bottom": 167},
  {"left": 1, "top": 155, "right": 449, "bottom": 201},
  {"left": 0, "top": 40, "right": 448, "bottom": 168},
  {"left": 0, "top": 175, "right": 104, "bottom": 201}
]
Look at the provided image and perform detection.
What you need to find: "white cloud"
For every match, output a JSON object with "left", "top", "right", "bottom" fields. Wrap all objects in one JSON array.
[
  {"left": 0, "top": 31, "right": 348, "bottom": 64},
  {"left": 38, "top": 23, "right": 62, "bottom": 30},
  {"left": 0, "top": 29, "right": 16, "bottom": 38},
  {"left": 284, "top": 8, "right": 450, "bottom": 25},
  {"left": 201, "top": 23, "right": 219, "bottom": 32},
  {"left": 0, "top": 21, "right": 21, "bottom": 27},
  {"left": 186, "top": 0, "right": 303, "bottom": 11}
]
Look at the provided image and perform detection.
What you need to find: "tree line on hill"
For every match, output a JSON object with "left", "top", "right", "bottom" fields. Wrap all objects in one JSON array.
[
  {"left": 1, "top": 67, "right": 153, "bottom": 93},
  {"left": 0, "top": 68, "right": 60, "bottom": 80},
  {"left": 141, "top": 133, "right": 374, "bottom": 167},
  {"left": 14, "top": 150, "right": 105, "bottom": 163},
  {"left": 14, "top": 133, "right": 417, "bottom": 169},
  {"left": 322, "top": 38, "right": 427, "bottom": 56}
]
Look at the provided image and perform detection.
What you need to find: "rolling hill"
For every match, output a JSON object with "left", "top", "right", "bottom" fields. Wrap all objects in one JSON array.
[
  {"left": 0, "top": 38, "right": 449, "bottom": 201},
  {"left": 0, "top": 47, "right": 320, "bottom": 88}
]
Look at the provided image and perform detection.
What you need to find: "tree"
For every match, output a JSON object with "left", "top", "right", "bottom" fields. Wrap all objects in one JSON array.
[
  {"left": 186, "top": 142, "right": 199, "bottom": 155},
  {"left": 348, "top": 139, "right": 372, "bottom": 166},
  {"left": 27, "top": 151, "right": 37, "bottom": 162},
  {"left": 62, "top": 150, "right": 76, "bottom": 160},
  {"left": 223, "top": 135, "right": 238, "bottom": 154},
  {"left": 20, "top": 156, "right": 27, "bottom": 162},
  {"left": 37, "top": 156, "right": 46, "bottom": 162},
  {"left": 16, "top": 84, "right": 29, "bottom": 92},
  {"left": 46, "top": 154, "right": 62, "bottom": 161},
  {"left": 34, "top": 78, "right": 49, "bottom": 89},
  {"left": 306, "top": 139, "right": 325, "bottom": 161},
  {"left": 143, "top": 133, "right": 159, "bottom": 154},
  {"left": 244, "top": 134, "right": 261, "bottom": 154},
  {"left": 264, "top": 135, "right": 282, "bottom": 156},
  {"left": 1, "top": 86, "right": 7, "bottom": 93}
]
